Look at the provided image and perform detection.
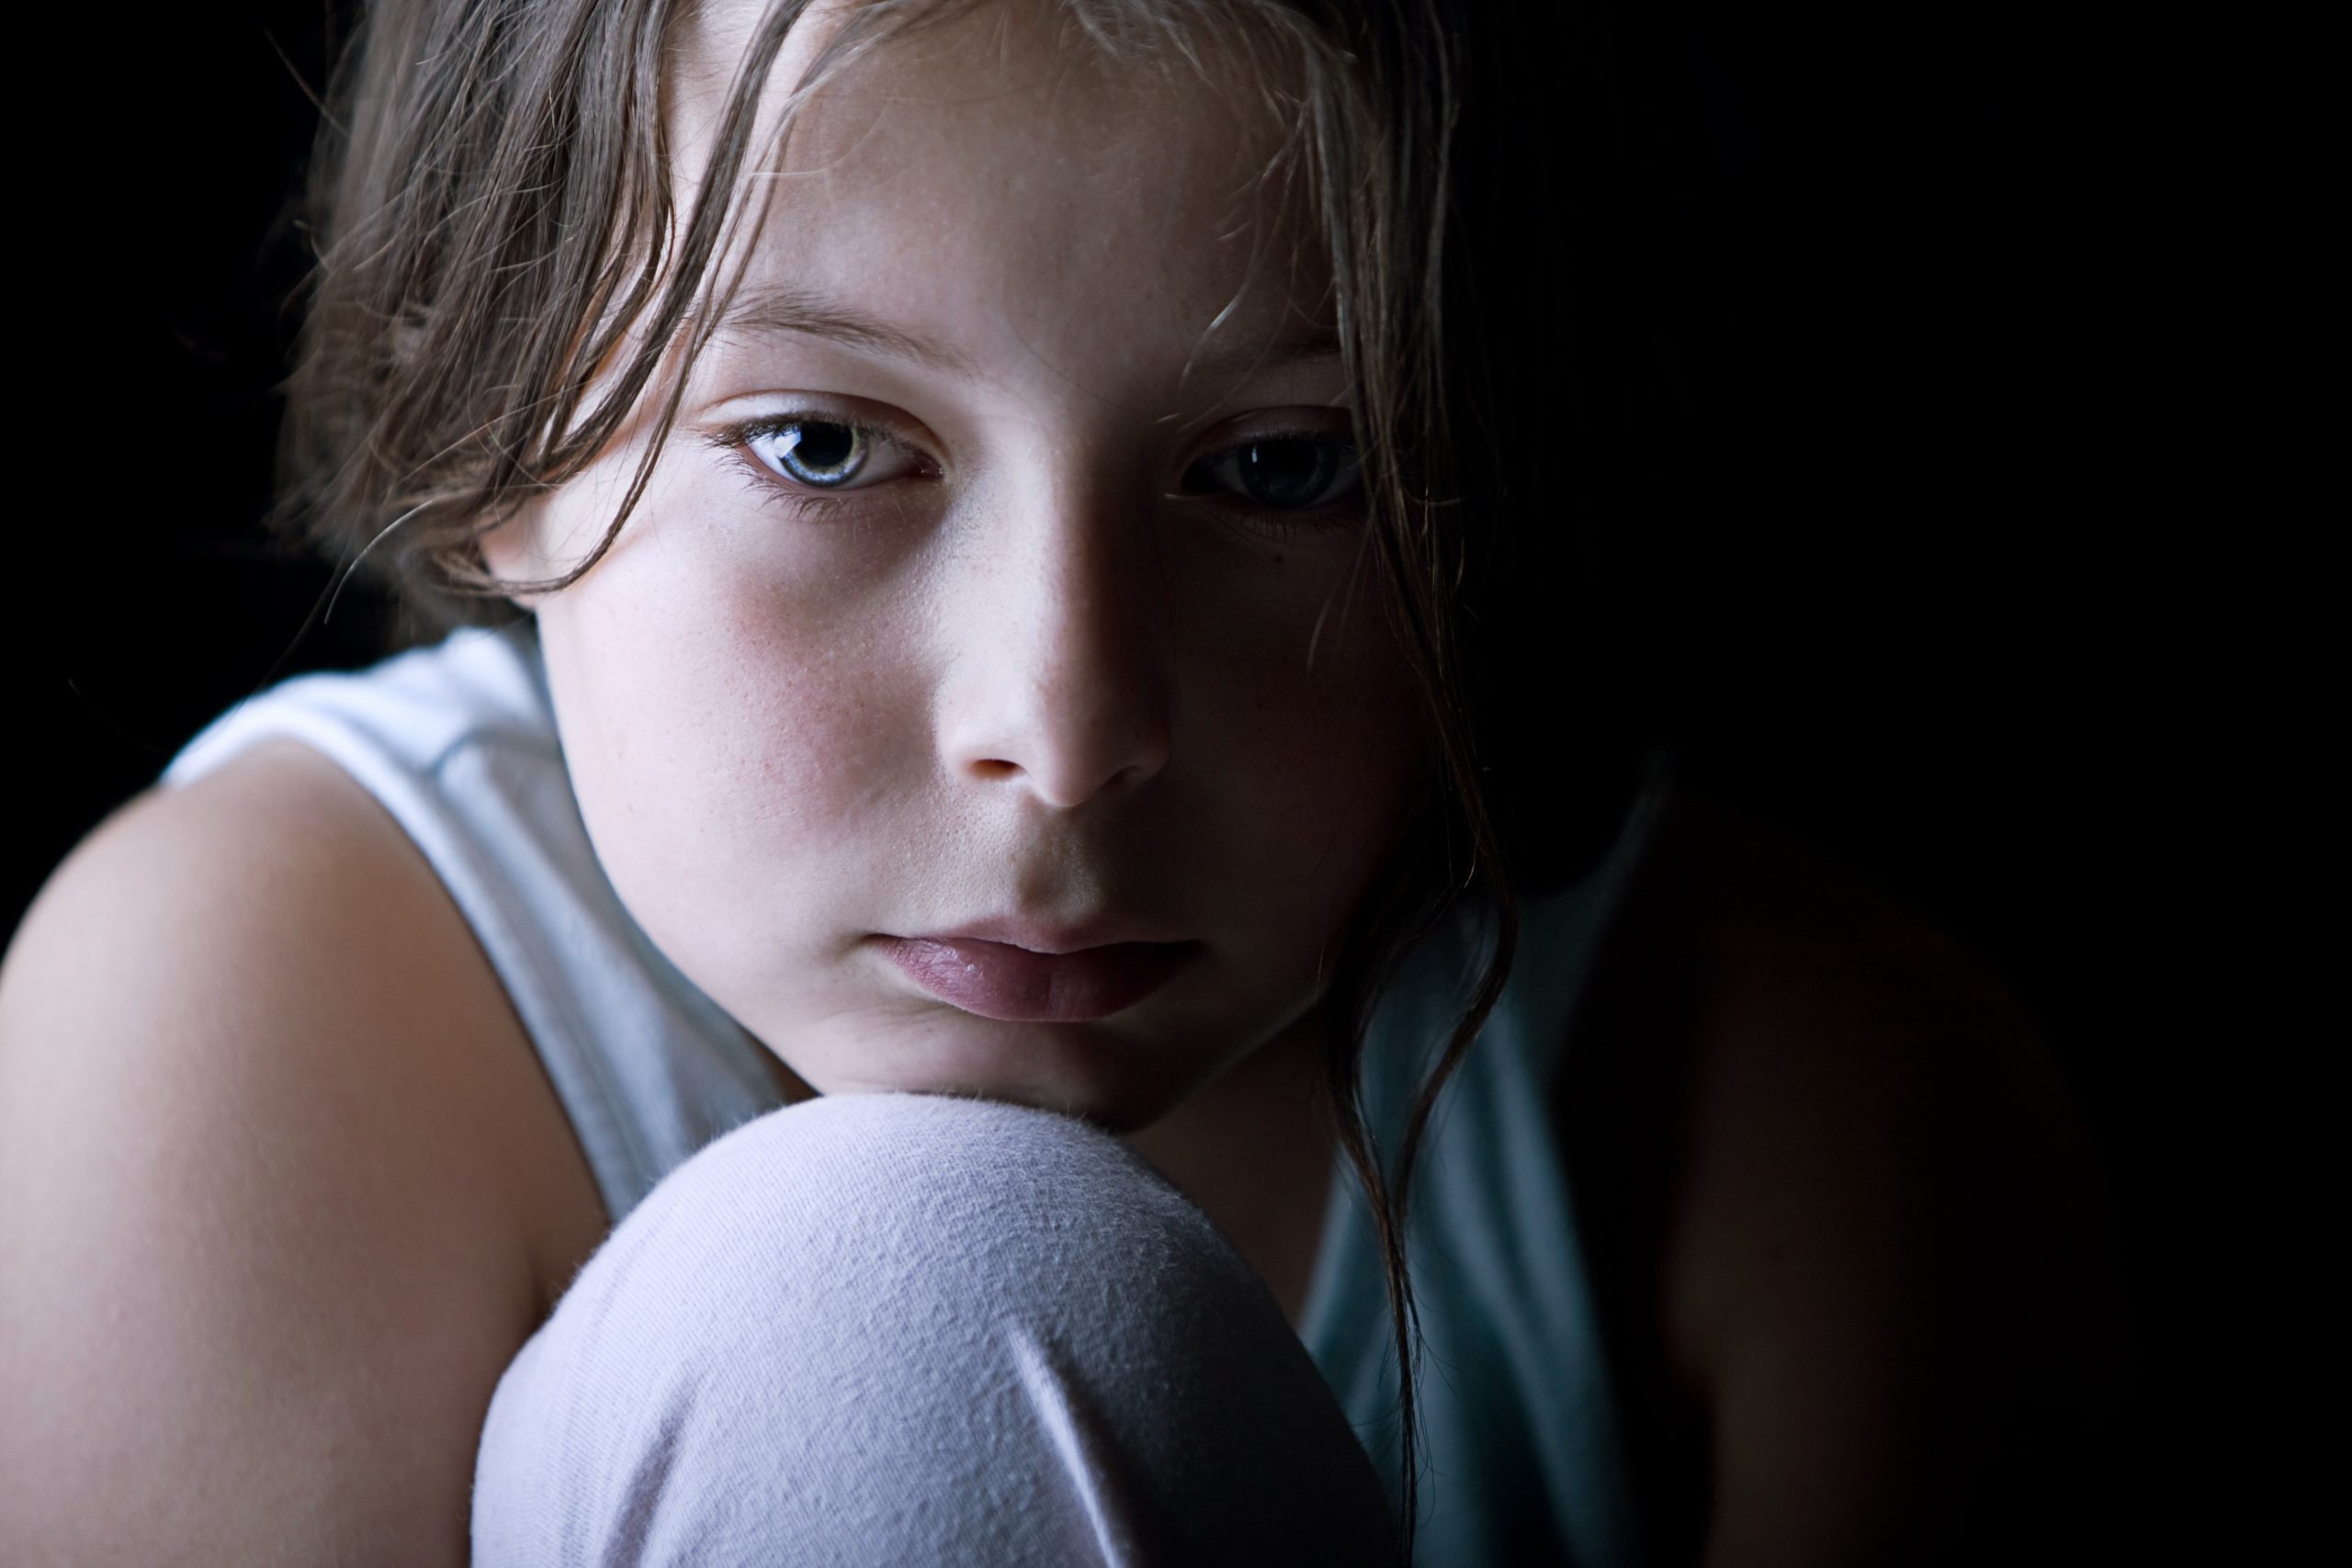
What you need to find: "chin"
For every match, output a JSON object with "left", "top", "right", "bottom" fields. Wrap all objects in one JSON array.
[{"left": 865, "top": 1029, "right": 1199, "bottom": 1138}]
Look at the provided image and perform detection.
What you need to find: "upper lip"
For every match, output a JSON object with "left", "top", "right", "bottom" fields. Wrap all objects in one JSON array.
[{"left": 902, "top": 917, "right": 1191, "bottom": 955}]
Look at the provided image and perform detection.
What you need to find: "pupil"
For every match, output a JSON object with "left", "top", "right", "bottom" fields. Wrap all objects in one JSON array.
[
  {"left": 786, "top": 423, "right": 861, "bottom": 481},
  {"left": 1241, "top": 439, "right": 1331, "bottom": 508}
]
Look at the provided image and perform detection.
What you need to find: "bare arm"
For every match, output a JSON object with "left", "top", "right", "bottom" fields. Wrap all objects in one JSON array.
[
  {"left": 0, "top": 744, "right": 591, "bottom": 1565},
  {"left": 1562, "top": 788, "right": 2126, "bottom": 1567}
]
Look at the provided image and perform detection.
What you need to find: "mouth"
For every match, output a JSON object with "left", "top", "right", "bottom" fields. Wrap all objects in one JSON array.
[{"left": 876, "top": 934, "right": 1201, "bottom": 1022}]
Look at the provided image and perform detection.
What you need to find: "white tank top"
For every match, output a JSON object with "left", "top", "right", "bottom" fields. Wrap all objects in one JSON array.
[{"left": 163, "top": 618, "right": 1669, "bottom": 1568}]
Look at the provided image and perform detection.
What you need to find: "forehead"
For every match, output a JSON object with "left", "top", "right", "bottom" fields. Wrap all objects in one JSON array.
[{"left": 675, "top": 0, "right": 1333, "bottom": 390}]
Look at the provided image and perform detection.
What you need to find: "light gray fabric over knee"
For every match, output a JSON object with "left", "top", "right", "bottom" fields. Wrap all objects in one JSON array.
[{"left": 471, "top": 1090, "right": 1399, "bottom": 1567}]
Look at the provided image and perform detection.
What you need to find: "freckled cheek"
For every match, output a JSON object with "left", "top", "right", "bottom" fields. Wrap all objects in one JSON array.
[{"left": 556, "top": 578, "right": 926, "bottom": 924}]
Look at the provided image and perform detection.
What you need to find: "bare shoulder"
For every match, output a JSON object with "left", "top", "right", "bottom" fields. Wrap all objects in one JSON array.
[
  {"left": 1559, "top": 784, "right": 2125, "bottom": 1566},
  {"left": 0, "top": 740, "right": 605, "bottom": 1564}
]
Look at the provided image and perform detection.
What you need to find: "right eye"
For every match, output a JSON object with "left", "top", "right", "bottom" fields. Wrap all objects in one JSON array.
[{"left": 741, "top": 418, "right": 922, "bottom": 491}]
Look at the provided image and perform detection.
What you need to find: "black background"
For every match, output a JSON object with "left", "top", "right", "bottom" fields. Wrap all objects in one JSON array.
[{"left": 13, "top": 1, "right": 2296, "bottom": 1553}]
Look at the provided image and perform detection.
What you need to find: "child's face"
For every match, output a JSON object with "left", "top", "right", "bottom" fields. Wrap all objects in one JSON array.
[{"left": 485, "top": 0, "right": 1421, "bottom": 1132}]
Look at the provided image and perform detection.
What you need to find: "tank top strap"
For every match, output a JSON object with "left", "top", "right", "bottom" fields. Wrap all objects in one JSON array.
[
  {"left": 161, "top": 622, "right": 786, "bottom": 1224},
  {"left": 1295, "top": 750, "right": 1673, "bottom": 1567}
]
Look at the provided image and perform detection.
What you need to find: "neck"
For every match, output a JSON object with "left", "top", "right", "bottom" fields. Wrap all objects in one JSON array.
[{"left": 1119, "top": 1010, "right": 1340, "bottom": 1327}]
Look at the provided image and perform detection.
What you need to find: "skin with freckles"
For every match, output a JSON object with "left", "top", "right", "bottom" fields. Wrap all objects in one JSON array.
[{"left": 481, "top": 0, "right": 1424, "bottom": 1140}]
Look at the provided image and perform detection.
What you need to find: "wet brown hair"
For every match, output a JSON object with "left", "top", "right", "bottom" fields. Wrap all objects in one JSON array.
[{"left": 285, "top": 0, "right": 1520, "bottom": 1552}]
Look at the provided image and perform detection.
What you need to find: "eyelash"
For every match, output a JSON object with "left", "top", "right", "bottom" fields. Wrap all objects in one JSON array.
[
  {"left": 707, "top": 412, "right": 933, "bottom": 518},
  {"left": 707, "top": 412, "right": 1364, "bottom": 538}
]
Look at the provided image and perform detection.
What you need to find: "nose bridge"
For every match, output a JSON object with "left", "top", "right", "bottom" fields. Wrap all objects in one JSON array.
[{"left": 941, "top": 468, "right": 1173, "bottom": 809}]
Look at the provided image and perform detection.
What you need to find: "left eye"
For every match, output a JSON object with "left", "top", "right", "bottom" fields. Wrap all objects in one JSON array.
[
  {"left": 1186, "top": 435, "right": 1361, "bottom": 510},
  {"left": 742, "top": 420, "right": 915, "bottom": 491}
]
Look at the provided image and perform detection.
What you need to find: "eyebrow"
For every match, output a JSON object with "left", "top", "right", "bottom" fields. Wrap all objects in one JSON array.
[
  {"left": 710, "top": 283, "right": 978, "bottom": 375},
  {"left": 1182, "top": 321, "right": 1346, "bottom": 384},
  {"left": 708, "top": 282, "right": 1346, "bottom": 386}
]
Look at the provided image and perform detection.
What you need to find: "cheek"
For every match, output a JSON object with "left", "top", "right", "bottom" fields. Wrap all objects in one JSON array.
[
  {"left": 536, "top": 530, "right": 922, "bottom": 984},
  {"left": 1201, "top": 589, "right": 1427, "bottom": 925}
]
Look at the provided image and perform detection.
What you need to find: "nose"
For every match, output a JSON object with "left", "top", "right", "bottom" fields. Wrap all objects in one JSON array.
[{"left": 935, "top": 476, "right": 1174, "bottom": 811}]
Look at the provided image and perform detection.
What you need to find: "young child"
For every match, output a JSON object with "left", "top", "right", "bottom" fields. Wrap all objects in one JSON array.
[{"left": 0, "top": 0, "right": 2117, "bottom": 1563}]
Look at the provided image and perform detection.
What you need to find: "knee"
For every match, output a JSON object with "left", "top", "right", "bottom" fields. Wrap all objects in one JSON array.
[
  {"left": 473, "top": 1092, "right": 1396, "bottom": 1566},
  {"left": 578, "top": 1090, "right": 1256, "bottom": 1342}
]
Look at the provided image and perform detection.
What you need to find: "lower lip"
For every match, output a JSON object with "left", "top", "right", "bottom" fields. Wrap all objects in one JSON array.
[{"left": 878, "top": 936, "right": 1198, "bottom": 1022}]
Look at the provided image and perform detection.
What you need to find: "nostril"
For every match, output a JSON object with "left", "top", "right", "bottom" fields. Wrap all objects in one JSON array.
[{"left": 970, "top": 758, "right": 1021, "bottom": 781}]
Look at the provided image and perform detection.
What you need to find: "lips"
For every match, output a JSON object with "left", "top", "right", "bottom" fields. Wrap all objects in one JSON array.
[{"left": 878, "top": 934, "right": 1198, "bottom": 1022}]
